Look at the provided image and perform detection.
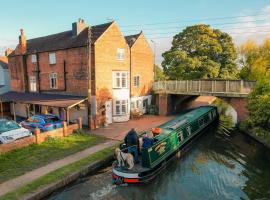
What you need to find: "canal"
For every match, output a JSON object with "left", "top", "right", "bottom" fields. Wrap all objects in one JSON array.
[{"left": 48, "top": 123, "right": 270, "bottom": 200}]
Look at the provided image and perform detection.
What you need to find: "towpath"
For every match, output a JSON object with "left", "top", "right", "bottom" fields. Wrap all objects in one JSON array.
[{"left": 0, "top": 140, "right": 117, "bottom": 197}]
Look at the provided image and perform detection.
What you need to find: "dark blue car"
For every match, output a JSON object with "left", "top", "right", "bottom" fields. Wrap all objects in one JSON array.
[{"left": 21, "top": 114, "right": 63, "bottom": 132}]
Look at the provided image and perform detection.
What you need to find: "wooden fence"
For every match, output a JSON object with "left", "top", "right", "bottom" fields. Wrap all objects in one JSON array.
[{"left": 153, "top": 80, "right": 256, "bottom": 97}]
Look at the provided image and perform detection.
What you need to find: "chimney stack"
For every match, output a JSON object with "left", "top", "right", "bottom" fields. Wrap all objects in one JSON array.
[
  {"left": 15, "top": 29, "right": 27, "bottom": 55},
  {"left": 5, "top": 48, "right": 13, "bottom": 57},
  {"left": 72, "top": 18, "right": 87, "bottom": 36}
]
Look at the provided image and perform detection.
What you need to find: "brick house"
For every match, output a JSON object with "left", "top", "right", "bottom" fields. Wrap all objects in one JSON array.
[
  {"left": 1, "top": 19, "right": 154, "bottom": 128},
  {"left": 125, "top": 32, "right": 154, "bottom": 114}
]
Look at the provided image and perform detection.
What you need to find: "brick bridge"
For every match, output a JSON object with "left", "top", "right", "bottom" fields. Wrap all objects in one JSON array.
[{"left": 154, "top": 80, "right": 256, "bottom": 122}]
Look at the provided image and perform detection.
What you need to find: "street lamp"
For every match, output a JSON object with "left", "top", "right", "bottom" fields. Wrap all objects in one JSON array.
[{"left": 151, "top": 39, "right": 156, "bottom": 81}]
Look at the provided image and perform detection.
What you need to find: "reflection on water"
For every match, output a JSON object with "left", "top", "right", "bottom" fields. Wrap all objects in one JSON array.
[{"left": 48, "top": 124, "right": 270, "bottom": 200}]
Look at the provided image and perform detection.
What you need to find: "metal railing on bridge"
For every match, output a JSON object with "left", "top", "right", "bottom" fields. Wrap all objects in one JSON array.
[{"left": 153, "top": 80, "right": 256, "bottom": 97}]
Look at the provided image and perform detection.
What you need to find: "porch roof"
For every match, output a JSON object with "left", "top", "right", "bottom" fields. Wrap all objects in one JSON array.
[{"left": 0, "top": 91, "right": 87, "bottom": 108}]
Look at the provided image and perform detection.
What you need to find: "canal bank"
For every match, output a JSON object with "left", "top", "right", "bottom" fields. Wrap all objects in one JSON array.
[
  {"left": 47, "top": 124, "right": 270, "bottom": 200},
  {"left": 0, "top": 141, "right": 118, "bottom": 200}
]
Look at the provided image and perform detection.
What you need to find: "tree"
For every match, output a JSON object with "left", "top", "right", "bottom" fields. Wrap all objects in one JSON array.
[
  {"left": 247, "top": 79, "right": 270, "bottom": 130},
  {"left": 239, "top": 38, "right": 270, "bottom": 132},
  {"left": 162, "top": 24, "right": 238, "bottom": 80},
  {"left": 239, "top": 38, "right": 270, "bottom": 81},
  {"left": 154, "top": 65, "right": 167, "bottom": 81}
]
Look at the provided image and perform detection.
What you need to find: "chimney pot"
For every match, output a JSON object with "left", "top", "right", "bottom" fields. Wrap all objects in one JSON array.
[{"left": 20, "top": 29, "right": 24, "bottom": 35}]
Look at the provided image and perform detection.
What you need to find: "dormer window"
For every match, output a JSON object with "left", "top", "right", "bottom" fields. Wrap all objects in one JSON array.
[
  {"left": 117, "top": 48, "right": 125, "bottom": 60},
  {"left": 49, "top": 53, "right": 56, "bottom": 64},
  {"left": 31, "top": 54, "right": 37, "bottom": 63}
]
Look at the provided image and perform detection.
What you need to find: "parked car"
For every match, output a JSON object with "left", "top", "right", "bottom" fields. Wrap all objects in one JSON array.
[
  {"left": 0, "top": 119, "right": 32, "bottom": 144},
  {"left": 20, "top": 114, "right": 63, "bottom": 132}
]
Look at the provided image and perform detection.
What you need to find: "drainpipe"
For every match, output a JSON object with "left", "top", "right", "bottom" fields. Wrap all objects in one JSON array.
[
  {"left": 63, "top": 60, "right": 67, "bottom": 91},
  {"left": 23, "top": 55, "right": 29, "bottom": 92},
  {"left": 129, "top": 42, "right": 132, "bottom": 117},
  {"left": 36, "top": 53, "right": 41, "bottom": 92}
]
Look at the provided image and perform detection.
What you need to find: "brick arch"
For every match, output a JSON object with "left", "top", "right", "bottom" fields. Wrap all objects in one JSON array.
[
  {"left": 157, "top": 94, "right": 249, "bottom": 122},
  {"left": 221, "top": 97, "right": 248, "bottom": 122}
]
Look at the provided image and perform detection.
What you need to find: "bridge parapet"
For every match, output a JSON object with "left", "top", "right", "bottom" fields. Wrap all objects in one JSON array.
[{"left": 154, "top": 80, "right": 256, "bottom": 97}]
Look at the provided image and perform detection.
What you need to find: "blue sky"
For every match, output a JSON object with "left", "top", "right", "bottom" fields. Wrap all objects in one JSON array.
[{"left": 1, "top": 0, "right": 270, "bottom": 63}]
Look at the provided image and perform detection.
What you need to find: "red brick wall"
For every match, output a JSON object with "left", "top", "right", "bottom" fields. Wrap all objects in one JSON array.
[
  {"left": 26, "top": 47, "right": 88, "bottom": 96},
  {"left": 130, "top": 33, "right": 154, "bottom": 97},
  {"left": 9, "top": 55, "right": 26, "bottom": 92},
  {"left": 94, "top": 22, "right": 130, "bottom": 121},
  {"left": 0, "top": 136, "right": 35, "bottom": 153},
  {"left": 224, "top": 97, "right": 248, "bottom": 122}
]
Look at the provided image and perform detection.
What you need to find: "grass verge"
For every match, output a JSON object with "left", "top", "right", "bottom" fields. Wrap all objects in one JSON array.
[
  {"left": 0, "top": 144, "right": 118, "bottom": 200},
  {"left": 0, "top": 131, "right": 106, "bottom": 183}
]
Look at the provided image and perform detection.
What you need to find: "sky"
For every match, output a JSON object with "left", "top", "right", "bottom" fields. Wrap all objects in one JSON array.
[{"left": 0, "top": 0, "right": 270, "bottom": 64}]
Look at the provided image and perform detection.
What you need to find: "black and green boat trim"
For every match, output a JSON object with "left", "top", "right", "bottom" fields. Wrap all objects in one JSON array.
[{"left": 112, "top": 105, "right": 219, "bottom": 185}]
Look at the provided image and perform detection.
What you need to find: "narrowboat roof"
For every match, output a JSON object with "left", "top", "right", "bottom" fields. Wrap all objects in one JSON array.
[{"left": 159, "top": 106, "right": 215, "bottom": 131}]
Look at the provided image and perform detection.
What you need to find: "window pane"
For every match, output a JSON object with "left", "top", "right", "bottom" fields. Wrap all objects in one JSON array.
[
  {"left": 122, "top": 73, "right": 127, "bottom": 88},
  {"left": 116, "top": 105, "right": 120, "bottom": 115},
  {"left": 49, "top": 53, "right": 56, "bottom": 64},
  {"left": 116, "top": 78, "right": 120, "bottom": 87},
  {"left": 31, "top": 54, "right": 37, "bottom": 63},
  {"left": 117, "top": 48, "right": 125, "bottom": 60}
]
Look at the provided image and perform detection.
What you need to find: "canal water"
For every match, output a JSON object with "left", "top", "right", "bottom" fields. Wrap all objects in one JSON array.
[{"left": 48, "top": 123, "right": 270, "bottom": 200}]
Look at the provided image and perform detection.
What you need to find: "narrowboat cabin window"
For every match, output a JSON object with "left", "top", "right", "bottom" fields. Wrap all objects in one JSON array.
[
  {"left": 208, "top": 112, "right": 212, "bottom": 120},
  {"left": 212, "top": 110, "right": 216, "bottom": 117},
  {"left": 178, "top": 130, "right": 184, "bottom": 142},
  {"left": 187, "top": 126, "right": 191, "bottom": 136},
  {"left": 198, "top": 118, "right": 204, "bottom": 127}
]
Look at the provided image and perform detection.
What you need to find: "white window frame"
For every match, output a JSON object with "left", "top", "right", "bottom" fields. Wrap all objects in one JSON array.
[
  {"left": 29, "top": 76, "right": 37, "bottom": 92},
  {"left": 133, "top": 75, "right": 140, "bottom": 87},
  {"left": 31, "top": 54, "right": 37, "bottom": 63},
  {"left": 114, "top": 99, "right": 128, "bottom": 116},
  {"left": 49, "top": 73, "right": 58, "bottom": 89},
  {"left": 49, "top": 53, "right": 56, "bottom": 64},
  {"left": 186, "top": 126, "right": 191, "bottom": 136},
  {"left": 113, "top": 71, "right": 129, "bottom": 89},
  {"left": 178, "top": 130, "right": 184, "bottom": 142},
  {"left": 117, "top": 48, "right": 125, "bottom": 60},
  {"left": 198, "top": 118, "right": 205, "bottom": 127}
]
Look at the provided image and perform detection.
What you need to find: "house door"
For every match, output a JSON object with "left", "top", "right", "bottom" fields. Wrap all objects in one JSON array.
[
  {"left": 143, "top": 99, "right": 148, "bottom": 114},
  {"left": 105, "top": 100, "right": 112, "bottom": 124}
]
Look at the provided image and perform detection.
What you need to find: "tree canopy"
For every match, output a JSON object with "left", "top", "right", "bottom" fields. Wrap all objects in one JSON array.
[
  {"left": 239, "top": 38, "right": 270, "bottom": 81},
  {"left": 154, "top": 65, "right": 167, "bottom": 81},
  {"left": 247, "top": 79, "right": 270, "bottom": 130},
  {"left": 162, "top": 24, "right": 238, "bottom": 80},
  {"left": 239, "top": 38, "right": 270, "bottom": 131}
]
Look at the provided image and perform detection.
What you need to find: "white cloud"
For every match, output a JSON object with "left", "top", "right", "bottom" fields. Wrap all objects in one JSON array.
[
  {"left": 148, "top": 37, "right": 172, "bottom": 66},
  {"left": 0, "top": 38, "right": 17, "bottom": 56},
  {"left": 227, "top": 4, "right": 270, "bottom": 45}
]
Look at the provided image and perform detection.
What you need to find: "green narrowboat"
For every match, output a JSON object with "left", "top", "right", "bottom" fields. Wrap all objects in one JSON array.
[{"left": 112, "top": 106, "right": 218, "bottom": 185}]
